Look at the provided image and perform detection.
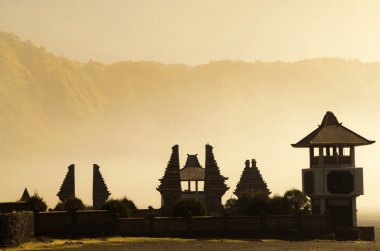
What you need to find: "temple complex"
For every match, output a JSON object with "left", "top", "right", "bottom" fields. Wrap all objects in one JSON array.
[
  {"left": 234, "top": 159, "right": 270, "bottom": 198},
  {"left": 93, "top": 164, "right": 111, "bottom": 209},
  {"left": 19, "top": 188, "right": 30, "bottom": 202},
  {"left": 292, "top": 111, "right": 375, "bottom": 227},
  {"left": 57, "top": 164, "right": 75, "bottom": 202},
  {"left": 157, "top": 144, "right": 229, "bottom": 216}
]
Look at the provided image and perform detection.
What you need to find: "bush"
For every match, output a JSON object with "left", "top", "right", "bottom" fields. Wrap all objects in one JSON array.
[
  {"left": 172, "top": 200, "right": 205, "bottom": 217},
  {"left": 224, "top": 198, "right": 237, "bottom": 209},
  {"left": 28, "top": 193, "right": 47, "bottom": 212},
  {"left": 63, "top": 197, "right": 85, "bottom": 212},
  {"left": 0, "top": 211, "right": 34, "bottom": 247},
  {"left": 268, "top": 194, "right": 292, "bottom": 215},
  {"left": 244, "top": 192, "right": 270, "bottom": 215},
  {"left": 283, "top": 188, "right": 310, "bottom": 215},
  {"left": 235, "top": 189, "right": 310, "bottom": 216},
  {"left": 53, "top": 202, "right": 64, "bottom": 211},
  {"left": 102, "top": 197, "right": 136, "bottom": 218}
]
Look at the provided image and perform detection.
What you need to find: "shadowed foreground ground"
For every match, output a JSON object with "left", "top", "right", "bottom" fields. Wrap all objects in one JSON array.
[{"left": 7, "top": 231, "right": 380, "bottom": 251}]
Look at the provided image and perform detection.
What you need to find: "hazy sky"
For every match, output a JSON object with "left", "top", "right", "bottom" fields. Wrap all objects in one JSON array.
[
  {"left": 1, "top": 0, "right": 380, "bottom": 65},
  {"left": 1, "top": 1, "right": 380, "bottom": 218}
]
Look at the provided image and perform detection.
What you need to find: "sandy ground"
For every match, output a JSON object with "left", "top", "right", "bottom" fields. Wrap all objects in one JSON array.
[{"left": 6, "top": 228, "right": 379, "bottom": 251}]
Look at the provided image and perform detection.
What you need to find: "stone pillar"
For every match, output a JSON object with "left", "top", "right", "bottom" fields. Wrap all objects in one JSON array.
[
  {"left": 350, "top": 146, "right": 356, "bottom": 167},
  {"left": 318, "top": 147, "right": 324, "bottom": 167}
]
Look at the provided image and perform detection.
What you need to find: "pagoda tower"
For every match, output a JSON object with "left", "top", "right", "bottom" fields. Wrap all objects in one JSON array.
[
  {"left": 157, "top": 145, "right": 182, "bottom": 216},
  {"left": 93, "top": 164, "right": 111, "bottom": 209},
  {"left": 292, "top": 111, "right": 375, "bottom": 227},
  {"left": 234, "top": 159, "right": 270, "bottom": 198},
  {"left": 57, "top": 164, "right": 75, "bottom": 202},
  {"left": 204, "top": 144, "right": 229, "bottom": 215}
]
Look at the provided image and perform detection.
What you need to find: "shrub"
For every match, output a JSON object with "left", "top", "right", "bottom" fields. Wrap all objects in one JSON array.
[
  {"left": 28, "top": 193, "right": 47, "bottom": 212},
  {"left": 244, "top": 192, "right": 270, "bottom": 215},
  {"left": 102, "top": 197, "right": 136, "bottom": 218},
  {"left": 172, "top": 200, "right": 205, "bottom": 217},
  {"left": 268, "top": 194, "right": 289, "bottom": 215},
  {"left": 63, "top": 197, "right": 85, "bottom": 212},
  {"left": 283, "top": 188, "right": 310, "bottom": 215},
  {"left": 224, "top": 198, "right": 237, "bottom": 209},
  {"left": 53, "top": 202, "right": 64, "bottom": 211}
]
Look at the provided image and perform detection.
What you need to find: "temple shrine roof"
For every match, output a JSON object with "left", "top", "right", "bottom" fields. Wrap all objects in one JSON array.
[
  {"left": 292, "top": 111, "right": 375, "bottom": 148},
  {"left": 180, "top": 154, "right": 205, "bottom": 181}
]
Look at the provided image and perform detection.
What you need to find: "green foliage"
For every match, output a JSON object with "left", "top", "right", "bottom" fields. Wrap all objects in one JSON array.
[
  {"left": 53, "top": 202, "right": 64, "bottom": 211},
  {"left": 102, "top": 197, "right": 137, "bottom": 218},
  {"left": 235, "top": 189, "right": 310, "bottom": 216},
  {"left": 283, "top": 188, "right": 310, "bottom": 215},
  {"left": 63, "top": 197, "right": 85, "bottom": 212},
  {"left": 172, "top": 200, "right": 205, "bottom": 217},
  {"left": 268, "top": 194, "right": 289, "bottom": 215},
  {"left": 224, "top": 198, "right": 237, "bottom": 209},
  {"left": 28, "top": 193, "right": 47, "bottom": 212},
  {"left": 239, "top": 192, "right": 270, "bottom": 215}
]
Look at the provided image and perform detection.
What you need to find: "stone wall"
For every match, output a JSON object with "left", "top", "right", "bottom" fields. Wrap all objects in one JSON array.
[
  {"left": 35, "top": 210, "right": 117, "bottom": 237},
  {"left": 0, "top": 202, "right": 30, "bottom": 213},
  {"left": 0, "top": 211, "right": 34, "bottom": 247},
  {"left": 32, "top": 212, "right": 374, "bottom": 241},
  {"left": 119, "top": 215, "right": 329, "bottom": 238}
]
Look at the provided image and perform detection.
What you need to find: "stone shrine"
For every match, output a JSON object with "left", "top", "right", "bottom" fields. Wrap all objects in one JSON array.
[
  {"left": 157, "top": 144, "right": 229, "bottom": 216},
  {"left": 234, "top": 159, "right": 270, "bottom": 198}
]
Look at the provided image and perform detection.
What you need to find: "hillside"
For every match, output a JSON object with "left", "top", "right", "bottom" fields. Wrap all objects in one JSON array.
[{"left": 1, "top": 31, "right": 380, "bottom": 210}]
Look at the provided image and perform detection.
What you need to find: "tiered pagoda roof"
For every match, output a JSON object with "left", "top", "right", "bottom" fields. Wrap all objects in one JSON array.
[
  {"left": 180, "top": 154, "right": 205, "bottom": 181},
  {"left": 93, "top": 164, "right": 111, "bottom": 209},
  {"left": 292, "top": 111, "right": 375, "bottom": 148},
  {"left": 234, "top": 159, "right": 270, "bottom": 198},
  {"left": 157, "top": 145, "right": 182, "bottom": 192},
  {"left": 204, "top": 144, "right": 229, "bottom": 192}
]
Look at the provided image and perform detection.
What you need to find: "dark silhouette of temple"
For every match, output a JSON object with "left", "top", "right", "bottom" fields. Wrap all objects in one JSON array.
[
  {"left": 57, "top": 164, "right": 75, "bottom": 202},
  {"left": 19, "top": 188, "right": 30, "bottom": 202},
  {"left": 234, "top": 159, "right": 270, "bottom": 198},
  {"left": 93, "top": 164, "right": 111, "bottom": 209},
  {"left": 292, "top": 111, "right": 375, "bottom": 227},
  {"left": 56, "top": 164, "right": 110, "bottom": 208},
  {"left": 157, "top": 144, "right": 229, "bottom": 216}
]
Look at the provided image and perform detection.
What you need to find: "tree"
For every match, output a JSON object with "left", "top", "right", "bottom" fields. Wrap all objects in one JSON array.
[
  {"left": 224, "top": 198, "right": 237, "bottom": 209},
  {"left": 29, "top": 193, "right": 48, "bottom": 212},
  {"left": 102, "top": 197, "right": 137, "bottom": 218},
  {"left": 53, "top": 202, "right": 64, "bottom": 211},
  {"left": 63, "top": 197, "right": 85, "bottom": 212},
  {"left": 244, "top": 192, "right": 270, "bottom": 215},
  {"left": 172, "top": 200, "right": 205, "bottom": 217},
  {"left": 283, "top": 189, "right": 310, "bottom": 215},
  {"left": 268, "top": 194, "right": 288, "bottom": 215},
  {"left": 235, "top": 193, "right": 252, "bottom": 214}
]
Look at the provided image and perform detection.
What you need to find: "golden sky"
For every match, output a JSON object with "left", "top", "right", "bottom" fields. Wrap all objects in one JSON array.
[{"left": 1, "top": 0, "right": 380, "bottom": 65}]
